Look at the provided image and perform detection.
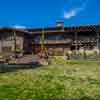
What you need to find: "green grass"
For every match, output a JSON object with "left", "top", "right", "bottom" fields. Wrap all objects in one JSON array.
[
  {"left": 0, "top": 60, "right": 100, "bottom": 99},
  {"left": 51, "top": 56, "right": 100, "bottom": 65}
]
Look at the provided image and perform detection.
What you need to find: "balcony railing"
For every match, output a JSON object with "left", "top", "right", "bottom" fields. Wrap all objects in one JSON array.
[
  {"left": 34, "top": 39, "right": 72, "bottom": 44},
  {"left": 34, "top": 39, "right": 97, "bottom": 45},
  {"left": 73, "top": 40, "right": 97, "bottom": 43}
]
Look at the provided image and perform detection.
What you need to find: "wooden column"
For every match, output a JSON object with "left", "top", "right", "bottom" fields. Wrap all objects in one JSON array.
[
  {"left": 0, "top": 37, "right": 3, "bottom": 53},
  {"left": 75, "top": 32, "right": 78, "bottom": 53},
  {"left": 13, "top": 31, "right": 17, "bottom": 58},
  {"left": 96, "top": 31, "right": 100, "bottom": 55},
  {"left": 83, "top": 46, "right": 86, "bottom": 60},
  {"left": 96, "top": 32, "right": 99, "bottom": 48},
  {"left": 41, "top": 28, "right": 45, "bottom": 52}
]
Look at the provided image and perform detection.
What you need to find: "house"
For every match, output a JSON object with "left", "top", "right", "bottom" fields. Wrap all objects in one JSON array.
[
  {"left": 0, "top": 22, "right": 100, "bottom": 57},
  {"left": 29, "top": 22, "right": 100, "bottom": 56},
  {"left": 0, "top": 27, "right": 33, "bottom": 57}
]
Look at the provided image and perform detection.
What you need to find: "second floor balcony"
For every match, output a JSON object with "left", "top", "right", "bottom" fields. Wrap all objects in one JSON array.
[
  {"left": 33, "top": 38, "right": 98, "bottom": 45},
  {"left": 34, "top": 39, "right": 72, "bottom": 44}
]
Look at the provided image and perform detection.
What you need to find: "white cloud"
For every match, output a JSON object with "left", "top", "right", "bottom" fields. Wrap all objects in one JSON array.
[
  {"left": 63, "top": 4, "right": 86, "bottom": 19},
  {"left": 64, "top": 9, "right": 77, "bottom": 19},
  {"left": 13, "top": 25, "right": 26, "bottom": 29}
]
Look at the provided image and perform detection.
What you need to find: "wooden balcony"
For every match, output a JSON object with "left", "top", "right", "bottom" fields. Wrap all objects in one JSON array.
[
  {"left": 73, "top": 40, "right": 97, "bottom": 43},
  {"left": 72, "top": 40, "right": 97, "bottom": 46},
  {"left": 34, "top": 39, "right": 72, "bottom": 44},
  {"left": 33, "top": 39, "right": 98, "bottom": 46}
]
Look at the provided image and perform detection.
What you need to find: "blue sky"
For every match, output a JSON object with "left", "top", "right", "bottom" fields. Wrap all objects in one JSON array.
[{"left": 0, "top": 0, "right": 100, "bottom": 28}]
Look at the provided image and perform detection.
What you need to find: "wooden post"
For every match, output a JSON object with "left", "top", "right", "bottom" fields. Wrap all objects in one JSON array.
[
  {"left": 13, "top": 31, "right": 17, "bottom": 58},
  {"left": 75, "top": 32, "right": 78, "bottom": 54},
  {"left": 41, "top": 27, "right": 48, "bottom": 54},
  {"left": 83, "top": 45, "right": 86, "bottom": 60},
  {"left": 1, "top": 37, "right": 3, "bottom": 54},
  {"left": 41, "top": 28, "right": 45, "bottom": 52},
  {"left": 96, "top": 31, "right": 100, "bottom": 55}
]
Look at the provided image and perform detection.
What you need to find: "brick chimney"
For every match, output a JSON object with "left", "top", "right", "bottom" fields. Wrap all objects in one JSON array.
[{"left": 56, "top": 21, "right": 64, "bottom": 27}]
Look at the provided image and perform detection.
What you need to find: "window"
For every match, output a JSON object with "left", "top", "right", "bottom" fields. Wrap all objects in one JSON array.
[
  {"left": 2, "top": 35, "right": 14, "bottom": 41},
  {"left": 2, "top": 47, "right": 12, "bottom": 52}
]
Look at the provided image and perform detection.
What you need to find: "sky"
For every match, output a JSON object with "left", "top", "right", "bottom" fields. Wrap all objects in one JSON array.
[{"left": 0, "top": 0, "right": 100, "bottom": 28}]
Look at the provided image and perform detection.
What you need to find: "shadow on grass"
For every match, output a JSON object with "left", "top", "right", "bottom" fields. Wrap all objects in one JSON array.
[{"left": 0, "top": 63, "right": 42, "bottom": 73}]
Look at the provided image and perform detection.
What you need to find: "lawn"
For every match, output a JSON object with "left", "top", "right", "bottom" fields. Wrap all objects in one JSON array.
[{"left": 0, "top": 60, "right": 100, "bottom": 100}]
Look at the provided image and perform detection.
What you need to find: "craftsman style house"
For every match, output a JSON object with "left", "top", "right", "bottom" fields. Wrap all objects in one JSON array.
[
  {"left": 0, "top": 28, "right": 33, "bottom": 56},
  {"left": 0, "top": 22, "right": 100, "bottom": 57},
  {"left": 30, "top": 22, "right": 100, "bottom": 56}
]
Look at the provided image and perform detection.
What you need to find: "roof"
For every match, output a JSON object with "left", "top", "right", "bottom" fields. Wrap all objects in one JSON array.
[
  {"left": 0, "top": 24, "right": 100, "bottom": 35},
  {"left": 27, "top": 24, "right": 100, "bottom": 34},
  {"left": 0, "top": 27, "right": 32, "bottom": 35}
]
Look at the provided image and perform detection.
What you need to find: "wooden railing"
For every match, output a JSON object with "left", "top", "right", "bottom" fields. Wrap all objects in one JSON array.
[
  {"left": 34, "top": 39, "right": 72, "bottom": 44},
  {"left": 72, "top": 40, "right": 97, "bottom": 46},
  {"left": 73, "top": 40, "right": 97, "bottom": 43}
]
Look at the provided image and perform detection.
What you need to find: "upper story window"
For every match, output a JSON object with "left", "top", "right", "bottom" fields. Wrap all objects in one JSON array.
[
  {"left": 6, "top": 36, "right": 14, "bottom": 41},
  {"left": 34, "top": 36, "right": 41, "bottom": 43},
  {"left": 2, "top": 32, "right": 14, "bottom": 41}
]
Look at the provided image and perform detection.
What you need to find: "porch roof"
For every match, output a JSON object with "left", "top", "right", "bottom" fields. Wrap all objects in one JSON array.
[
  {"left": 0, "top": 27, "right": 32, "bottom": 36},
  {"left": 0, "top": 24, "right": 100, "bottom": 35},
  {"left": 27, "top": 24, "right": 100, "bottom": 34}
]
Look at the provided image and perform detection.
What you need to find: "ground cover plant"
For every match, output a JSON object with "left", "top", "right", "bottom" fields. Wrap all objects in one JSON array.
[{"left": 0, "top": 59, "right": 100, "bottom": 100}]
